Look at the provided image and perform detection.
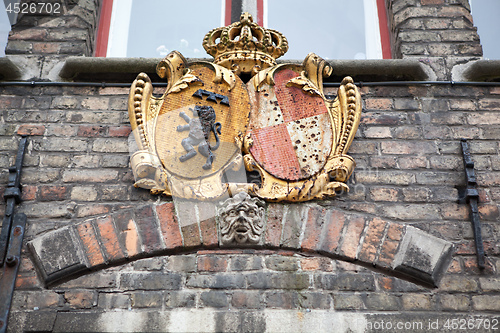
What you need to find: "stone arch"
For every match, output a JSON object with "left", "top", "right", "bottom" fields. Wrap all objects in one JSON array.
[{"left": 28, "top": 201, "right": 453, "bottom": 287}]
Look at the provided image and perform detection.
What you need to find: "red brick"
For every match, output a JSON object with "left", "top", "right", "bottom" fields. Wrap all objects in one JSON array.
[
  {"left": 319, "top": 209, "right": 346, "bottom": 254},
  {"left": 75, "top": 221, "right": 106, "bottom": 267},
  {"left": 134, "top": 205, "right": 165, "bottom": 253},
  {"left": 231, "top": 291, "right": 262, "bottom": 309},
  {"left": 369, "top": 188, "right": 400, "bottom": 202},
  {"left": 39, "top": 185, "right": 68, "bottom": 201},
  {"left": 446, "top": 258, "right": 462, "bottom": 273},
  {"left": 17, "top": 124, "right": 45, "bottom": 136},
  {"left": 64, "top": 290, "right": 97, "bottom": 309},
  {"left": 156, "top": 202, "right": 183, "bottom": 249},
  {"left": 108, "top": 126, "right": 132, "bottom": 137},
  {"left": 77, "top": 125, "right": 106, "bottom": 137},
  {"left": 26, "top": 292, "right": 61, "bottom": 309},
  {"left": 21, "top": 185, "right": 37, "bottom": 201},
  {"left": 9, "top": 28, "right": 48, "bottom": 40},
  {"left": 200, "top": 218, "right": 218, "bottom": 247},
  {"left": 440, "top": 203, "right": 469, "bottom": 220},
  {"left": 76, "top": 204, "right": 111, "bottom": 218},
  {"left": 301, "top": 206, "right": 325, "bottom": 251},
  {"left": 377, "top": 223, "right": 405, "bottom": 268},
  {"left": 484, "top": 241, "right": 500, "bottom": 256},
  {"left": 198, "top": 255, "right": 228, "bottom": 272},
  {"left": 361, "top": 112, "right": 404, "bottom": 126},
  {"left": 477, "top": 189, "right": 490, "bottom": 203},
  {"left": 32, "top": 42, "right": 60, "bottom": 54},
  {"left": 463, "top": 257, "right": 495, "bottom": 274},
  {"left": 478, "top": 204, "right": 500, "bottom": 221},
  {"left": 264, "top": 204, "right": 284, "bottom": 247},
  {"left": 181, "top": 224, "right": 202, "bottom": 248},
  {"left": 112, "top": 210, "right": 142, "bottom": 258},
  {"left": 339, "top": 216, "right": 366, "bottom": 260},
  {"left": 359, "top": 217, "right": 387, "bottom": 263},
  {"left": 0, "top": 96, "right": 22, "bottom": 109},
  {"left": 455, "top": 241, "right": 475, "bottom": 255},
  {"left": 15, "top": 274, "right": 41, "bottom": 289},
  {"left": 365, "top": 98, "right": 393, "bottom": 110},
  {"left": 93, "top": 216, "right": 125, "bottom": 263},
  {"left": 377, "top": 276, "right": 394, "bottom": 291},
  {"left": 300, "top": 257, "right": 321, "bottom": 271},
  {"left": 197, "top": 201, "right": 218, "bottom": 246}
]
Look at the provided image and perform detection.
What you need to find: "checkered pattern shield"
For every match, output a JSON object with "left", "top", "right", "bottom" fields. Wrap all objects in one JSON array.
[{"left": 247, "top": 67, "right": 333, "bottom": 181}]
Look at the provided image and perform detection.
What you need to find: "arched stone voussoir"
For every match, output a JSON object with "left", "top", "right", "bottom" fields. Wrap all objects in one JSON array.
[{"left": 28, "top": 201, "right": 454, "bottom": 287}]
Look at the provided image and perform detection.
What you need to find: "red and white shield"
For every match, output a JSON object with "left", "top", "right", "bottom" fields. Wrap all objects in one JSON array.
[{"left": 246, "top": 66, "right": 333, "bottom": 181}]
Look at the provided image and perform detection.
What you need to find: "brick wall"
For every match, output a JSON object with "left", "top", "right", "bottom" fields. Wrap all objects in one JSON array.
[
  {"left": 1, "top": 0, "right": 500, "bottom": 332},
  {"left": 6, "top": 0, "right": 101, "bottom": 56},
  {"left": 387, "top": 0, "right": 482, "bottom": 79}
]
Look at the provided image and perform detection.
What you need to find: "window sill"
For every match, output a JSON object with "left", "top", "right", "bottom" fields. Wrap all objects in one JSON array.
[
  {"left": 0, "top": 57, "right": 22, "bottom": 80},
  {"left": 59, "top": 57, "right": 431, "bottom": 83}
]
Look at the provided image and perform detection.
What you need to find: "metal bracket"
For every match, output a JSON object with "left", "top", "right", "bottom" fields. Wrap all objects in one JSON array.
[
  {"left": 0, "top": 136, "right": 27, "bottom": 267},
  {"left": 0, "top": 136, "right": 28, "bottom": 333},
  {"left": 0, "top": 213, "right": 26, "bottom": 333},
  {"left": 460, "top": 139, "right": 485, "bottom": 269}
]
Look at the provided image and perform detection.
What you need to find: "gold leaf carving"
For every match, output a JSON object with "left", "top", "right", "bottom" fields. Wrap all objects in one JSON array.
[
  {"left": 286, "top": 72, "right": 322, "bottom": 97},
  {"left": 128, "top": 18, "right": 362, "bottom": 202},
  {"left": 169, "top": 70, "right": 202, "bottom": 93},
  {"left": 212, "top": 63, "right": 237, "bottom": 90}
]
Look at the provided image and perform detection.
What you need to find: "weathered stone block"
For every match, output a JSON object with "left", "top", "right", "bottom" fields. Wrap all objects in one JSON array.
[
  {"left": 280, "top": 205, "right": 309, "bottom": 249},
  {"left": 393, "top": 226, "right": 454, "bottom": 286},
  {"left": 28, "top": 226, "right": 88, "bottom": 286}
]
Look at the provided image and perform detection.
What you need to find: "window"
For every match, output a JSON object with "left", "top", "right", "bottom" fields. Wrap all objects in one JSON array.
[
  {"left": 96, "top": 0, "right": 391, "bottom": 59},
  {"left": 0, "top": 0, "right": 18, "bottom": 57},
  {"left": 470, "top": 0, "right": 500, "bottom": 59}
]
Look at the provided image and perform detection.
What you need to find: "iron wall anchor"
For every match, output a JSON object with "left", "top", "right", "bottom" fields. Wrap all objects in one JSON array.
[{"left": 460, "top": 139, "right": 485, "bottom": 269}]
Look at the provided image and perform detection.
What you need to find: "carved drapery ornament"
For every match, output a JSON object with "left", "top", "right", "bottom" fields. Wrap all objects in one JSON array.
[{"left": 128, "top": 13, "right": 362, "bottom": 202}]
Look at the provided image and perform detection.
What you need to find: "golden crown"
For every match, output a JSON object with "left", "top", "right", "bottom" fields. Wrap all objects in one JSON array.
[{"left": 203, "top": 13, "right": 288, "bottom": 75}]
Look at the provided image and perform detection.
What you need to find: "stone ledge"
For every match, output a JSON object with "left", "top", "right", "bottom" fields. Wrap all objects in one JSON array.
[
  {"left": 28, "top": 202, "right": 454, "bottom": 288},
  {"left": 14, "top": 310, "right": 500, "bottom": 333},
  {"left": 0, "top": 57, "right": 22, "bottom": 80},
  {"left": 460, "top": 60, "right": 500, "bottom": 82},
  {"left": 58, "top": 57, "right": 431, "bottom": 83}
]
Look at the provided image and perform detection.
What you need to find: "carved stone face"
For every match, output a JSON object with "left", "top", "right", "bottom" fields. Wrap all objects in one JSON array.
[{"left": 218, "top": 192, "right": 265, "bottom": 245}]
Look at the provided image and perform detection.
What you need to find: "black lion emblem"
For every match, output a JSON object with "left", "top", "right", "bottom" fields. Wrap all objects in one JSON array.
[{"left": 176, "top": 105, "right": 222, "bottom": 170}]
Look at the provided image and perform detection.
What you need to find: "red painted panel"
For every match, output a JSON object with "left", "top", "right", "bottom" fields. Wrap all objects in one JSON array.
[
  {"left": 95, "top": 0, "right": 113, "bottom": 57},
  {"left": 256, "top": 0, "right": 264, "bottom": 26},
  {"left": 377, "top": 0, "right": 392, "bottom": 59},
  {"left": 225, "top": 0, "right": 232, "bottom": 26}
]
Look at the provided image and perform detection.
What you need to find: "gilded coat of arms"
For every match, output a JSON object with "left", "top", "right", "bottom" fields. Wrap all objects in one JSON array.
[{"left": 128, "top": 13, "right": 361, "bottom": 202}]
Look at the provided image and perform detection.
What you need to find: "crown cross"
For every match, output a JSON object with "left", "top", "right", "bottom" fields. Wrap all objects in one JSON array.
[{"left": 203, "top": 13, "right": 289, "bottom": 76}]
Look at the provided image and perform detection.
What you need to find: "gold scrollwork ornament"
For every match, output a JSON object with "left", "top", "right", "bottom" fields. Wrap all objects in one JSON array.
[{"left": 128, "top": 13, "right": 361, "bottom": 202}]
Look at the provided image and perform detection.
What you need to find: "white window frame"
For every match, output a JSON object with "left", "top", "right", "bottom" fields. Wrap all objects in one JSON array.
[{"left": 99, "top": 0, "right": 390, "bottom": 59}]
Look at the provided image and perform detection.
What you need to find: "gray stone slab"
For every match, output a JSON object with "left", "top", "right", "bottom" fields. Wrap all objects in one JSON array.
[
  {"left": 393, "top": 226, "right": 454, "bottom": 286},
  {"left": 0, "top": 57, "right": 21, "bottom": 79},
  {"left": 28, "top": 226, "right": 87, "bottom": 286}
]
